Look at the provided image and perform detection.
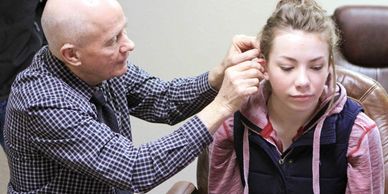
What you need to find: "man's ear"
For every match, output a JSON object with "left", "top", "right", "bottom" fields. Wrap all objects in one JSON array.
[{"left": 60, "top": 43, "right": 81, "bottom": 67}]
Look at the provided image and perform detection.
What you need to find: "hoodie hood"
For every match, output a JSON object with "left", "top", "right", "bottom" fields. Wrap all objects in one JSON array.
[
  {"left": 240, "top": 80, "right": 348, "bottom": 131},
  {"left": 238, "top": 80, "right": 349, "bottom": 194}
]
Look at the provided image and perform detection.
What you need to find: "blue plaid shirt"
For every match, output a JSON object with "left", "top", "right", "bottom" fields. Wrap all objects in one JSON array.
[{"left": 4, "top": 46, "right": 215, "bottom": 193}]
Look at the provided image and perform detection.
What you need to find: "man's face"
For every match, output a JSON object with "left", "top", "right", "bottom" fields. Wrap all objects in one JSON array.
[{"left": 76, "top": 3, "right": 134, "bottom": 85}]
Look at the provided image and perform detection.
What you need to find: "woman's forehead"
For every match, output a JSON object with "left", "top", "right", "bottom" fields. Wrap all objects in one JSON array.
[{"left": 270, "top": 30, "right": 330, "bottom": 59}]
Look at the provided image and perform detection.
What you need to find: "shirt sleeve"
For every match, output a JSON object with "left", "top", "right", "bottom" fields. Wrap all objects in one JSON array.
[
  {"left": 346, "top": 112, "right": 385, "bottom": 194},
  {"left": 121, "top": 63, "right": 218, "bottom": 125},
  {"left": 27, "top": 97, "right": 213, "bottom": 193}
]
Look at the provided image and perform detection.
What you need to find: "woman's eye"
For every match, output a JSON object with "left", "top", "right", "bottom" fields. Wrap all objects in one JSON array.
[
  {"left": 311, "top": 65, "right": 323, "bottom": 71},
  {"left": 280, "top": 66, "right": 293, "bottom": 72}
]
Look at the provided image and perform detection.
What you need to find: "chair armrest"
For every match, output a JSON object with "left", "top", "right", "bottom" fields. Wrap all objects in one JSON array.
[{"left": 166, "top": 181, "right": 197, "bottom": 194}]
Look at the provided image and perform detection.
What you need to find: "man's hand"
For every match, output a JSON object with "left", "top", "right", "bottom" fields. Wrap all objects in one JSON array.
[
  {"left": 208, "top": 35, "right": 261, "bottom": 90},
  {"left": 198, "top": 56, "right": 264, "bottom": 134}
]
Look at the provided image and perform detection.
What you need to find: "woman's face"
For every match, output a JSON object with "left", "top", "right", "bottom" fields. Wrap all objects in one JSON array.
[{"left": 265, "top": 30, "right": 330, "bottom": 113}]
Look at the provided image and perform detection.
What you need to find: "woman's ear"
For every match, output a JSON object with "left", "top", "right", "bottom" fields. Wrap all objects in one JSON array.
[
  {"left": 60, "top": 43, "right": 81, "bottom": 67},
  {"left": 326, "top": 63, "right": 337, "bottom": 92},
  {"left": 258, "top": 58, "right": 269, "bottom": 80},
  {"left": 325, "top": 72, "right": 331, "bottom": 85}
]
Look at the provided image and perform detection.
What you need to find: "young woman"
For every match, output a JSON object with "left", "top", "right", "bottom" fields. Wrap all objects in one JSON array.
[{"left": 208, "top": 0, "right": 384, "bottom": 193}]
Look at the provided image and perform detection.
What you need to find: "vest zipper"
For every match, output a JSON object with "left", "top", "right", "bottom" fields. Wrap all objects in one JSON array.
[{"left": 279, "top": 148, "right": 293, "bottom": 165}]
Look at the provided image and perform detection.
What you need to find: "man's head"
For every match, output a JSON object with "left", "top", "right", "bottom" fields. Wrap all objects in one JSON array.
[{"left": 42, "top": 0, "right": 134, "bottom": 86}]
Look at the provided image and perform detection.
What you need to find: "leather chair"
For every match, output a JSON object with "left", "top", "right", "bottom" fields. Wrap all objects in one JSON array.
[
  {"left": 167, "top": 67, "right": 388, "bottom": 194},
  {"left": 333, "top": 5, "right": 388, "bottom": 91}
]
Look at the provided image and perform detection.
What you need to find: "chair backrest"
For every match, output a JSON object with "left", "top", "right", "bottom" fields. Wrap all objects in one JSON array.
[
  {"left": 336, "top": 67, "right": 388, "bottom": 193},
  {"left": 333, "top": 5, "right": 388, "bottom": 91},
  {"left": 196, "top": 67, "right": 388, "bottom": 194}
]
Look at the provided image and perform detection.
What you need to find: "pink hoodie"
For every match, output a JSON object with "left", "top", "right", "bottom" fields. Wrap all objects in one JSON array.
[{"left": 208, "top": 81, "right": 384, "bottom": 194}]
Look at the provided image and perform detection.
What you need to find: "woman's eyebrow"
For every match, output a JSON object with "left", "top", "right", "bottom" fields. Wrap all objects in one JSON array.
[{"left": 278, "top": 56, "right": 325, "bottom": 62}]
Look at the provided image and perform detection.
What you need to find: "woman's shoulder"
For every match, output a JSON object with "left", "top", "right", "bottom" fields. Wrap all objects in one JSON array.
[
  {"left": 353, "top": 111, "right": 377, "bottom": 134},
  {"left": 348, "top": 111, "right": 380, "bottom": 153}
]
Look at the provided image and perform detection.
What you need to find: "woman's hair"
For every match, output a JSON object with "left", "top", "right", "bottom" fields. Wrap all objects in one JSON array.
[{"left": 259, "top": 0, "right": 339, "bottom": 100}]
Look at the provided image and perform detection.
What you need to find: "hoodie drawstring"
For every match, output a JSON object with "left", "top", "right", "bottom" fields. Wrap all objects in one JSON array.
[{"left": 312, "top": 118, "right": 326, "bottom": 194}]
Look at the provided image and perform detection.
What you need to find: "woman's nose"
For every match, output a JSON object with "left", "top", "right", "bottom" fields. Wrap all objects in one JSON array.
[{"left": 295, "top": 69, "right": 310, "bottom": 89}]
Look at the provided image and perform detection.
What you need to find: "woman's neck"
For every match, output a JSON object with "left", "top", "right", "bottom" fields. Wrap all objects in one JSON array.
[
  {"left": 267, "top": 96, "right": 317, "bottom": 149},
  {"left": 267, "top": 97, "right": 315, "bottom": 128}
]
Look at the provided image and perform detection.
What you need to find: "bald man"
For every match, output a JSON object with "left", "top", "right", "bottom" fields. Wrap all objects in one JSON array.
[{"left": 3, "top": 0, "right": 262, "bottom": 193}]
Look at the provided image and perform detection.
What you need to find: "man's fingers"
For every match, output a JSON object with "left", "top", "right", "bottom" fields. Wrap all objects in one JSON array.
[
  {"left": 230, "top": 78, "right": 260, "bottom": 96},
  {"left": 227, "top": 60, "right": 263, "bottom": 75},
  {"left": 228, "top": 49, "right": 260, "bottom": 67},
  {"left": 232, "top": 35, "right": 259, "bottom": 52}
]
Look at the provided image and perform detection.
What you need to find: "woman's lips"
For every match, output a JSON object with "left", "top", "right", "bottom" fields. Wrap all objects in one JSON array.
[{"left": 290, "top": 94, "right": 314, "bottom": 102}]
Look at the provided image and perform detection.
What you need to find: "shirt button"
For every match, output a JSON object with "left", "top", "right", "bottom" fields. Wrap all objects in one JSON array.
[
  {"left": 288, "top": 159, "right": 294, "bottom": 164},
  {"left": 278, "top": 159, "right": 284, "bottom": 165}
]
